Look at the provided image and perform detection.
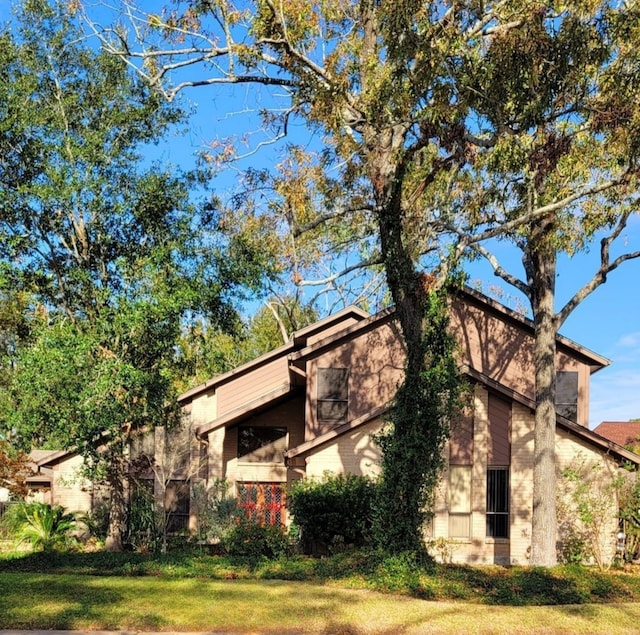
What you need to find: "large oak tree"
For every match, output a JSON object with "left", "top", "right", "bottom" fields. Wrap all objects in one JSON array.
[
  {"left": 0, "top": 0, "right": 265, "bottom": 550},
  {"left": 83, "top": 0, "right": 640, "bottom": 563}
]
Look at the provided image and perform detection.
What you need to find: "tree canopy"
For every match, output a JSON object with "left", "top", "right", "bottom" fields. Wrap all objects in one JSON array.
[{"left": 0, "top": 0, "right": 270, "bottom": 549}]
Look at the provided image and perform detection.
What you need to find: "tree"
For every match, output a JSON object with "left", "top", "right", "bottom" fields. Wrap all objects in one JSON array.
[
  {"left": 0, "top": 0, "right": 265, "bottom": 550},
  {"left": 82, "top": 0, "right": 640, "bottom": 563},
  {"left": 462, "top": 7, "right": 640, "bottom": 564},
  {"left": 0, "top": 440, "right": 31, "bottom": 499}
]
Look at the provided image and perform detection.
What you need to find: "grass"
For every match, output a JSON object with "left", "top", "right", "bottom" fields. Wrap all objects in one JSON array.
[{"left": 2, "top": 549, "right": 640, "bottom": 633}]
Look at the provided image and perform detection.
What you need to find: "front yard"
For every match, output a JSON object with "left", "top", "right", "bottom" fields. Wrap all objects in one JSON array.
[{"left": 2, "top": 550, "right": 640, "bottom": 633}]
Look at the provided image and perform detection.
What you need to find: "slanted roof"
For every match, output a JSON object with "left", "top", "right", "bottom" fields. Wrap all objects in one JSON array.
[
  {"left": 178, "top": 305, "right": 370, "bottom": 404},
  {"left": 459, "top": 287, "right": 611, "bottom": 373},
  {"left": 593, "top": 421, "right": 640, "bottom": 449},
  {"left": 285, "top": 366, "right": 640, "bottom": 467}
]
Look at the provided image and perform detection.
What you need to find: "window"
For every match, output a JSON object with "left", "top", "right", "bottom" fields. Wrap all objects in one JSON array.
[
  {"left": 238, "top": 482, "right": 286, "bottom": 526},
  {"left": 449, "top": 465, "right": 472, "bottom": 538},
  {"left": 486, "top": 468, "right": 509, "bottom": 539},
  {"left": 237, "top": 426, "right": 287, "bottom": 462},
  {"left": 165, "top": 480, "right": 190, "bottom": 533},
  {"left": 317, "top": 367, "right": 349, "bottom": 422},
  {"left": 556, "top": 371, "right": 578, "bottom": 422}
]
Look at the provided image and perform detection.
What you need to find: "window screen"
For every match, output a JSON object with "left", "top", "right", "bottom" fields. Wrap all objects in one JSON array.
[
  {"left": 556, "top": 371, "right": 578, "bottom": 422},
  {"left": 317, "top": 367, "right": 349, "bottom": 422}
]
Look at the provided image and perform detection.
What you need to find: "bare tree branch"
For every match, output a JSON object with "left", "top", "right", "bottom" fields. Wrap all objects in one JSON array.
[{"left": 558, "top": 213, "right": 640, "bottom": 325}]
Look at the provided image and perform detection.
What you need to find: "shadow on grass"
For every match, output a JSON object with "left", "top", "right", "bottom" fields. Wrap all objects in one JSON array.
[{"left": 2, "top": 549, "right": 640, "bottom": 607}]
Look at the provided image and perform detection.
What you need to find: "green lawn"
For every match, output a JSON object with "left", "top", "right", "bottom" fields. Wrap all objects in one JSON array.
[{"left": 2, "top": 550, "right": 640, "bottom": 634}]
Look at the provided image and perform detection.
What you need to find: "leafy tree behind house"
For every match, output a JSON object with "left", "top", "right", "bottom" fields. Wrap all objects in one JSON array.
[{"left": 0, "top": 0, "right": 270, "bottom": 551}]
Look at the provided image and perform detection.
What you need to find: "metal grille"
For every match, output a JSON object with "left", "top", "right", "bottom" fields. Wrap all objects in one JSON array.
[
  {"left": 486, "top": 468, "right": 509, "bottom": 538},
  {"left": 238, "top": 482, "right": 286, "bottom": 526}
]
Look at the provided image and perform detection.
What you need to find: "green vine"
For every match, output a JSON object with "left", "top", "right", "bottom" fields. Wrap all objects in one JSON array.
[{"left": 373, "top": 288, "right": 465, "bottom": 554}]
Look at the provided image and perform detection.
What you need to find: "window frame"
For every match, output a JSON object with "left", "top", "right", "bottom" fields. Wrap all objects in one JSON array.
[
  {"left": 237, "top": 425, "right": 288, "bottom": 461},
  {"left": 556, "top": 370, "right": 579, "bottom": 422},
  {"left": 486, "top": 467, "right": 509, "bottom": 539},
  {"left": 317, "top": 367, "right": 349, "bottom": 423},
  {"left": 449, "top": 465, "right": 472, "bottom": 539}
]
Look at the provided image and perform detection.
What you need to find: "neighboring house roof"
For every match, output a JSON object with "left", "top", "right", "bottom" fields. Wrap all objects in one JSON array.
[{"left": 593, "top": 421, "right": 640, "bottom": 449}]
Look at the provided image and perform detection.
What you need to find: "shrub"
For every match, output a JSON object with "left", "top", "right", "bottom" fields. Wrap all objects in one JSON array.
[
  {"left": 192, "top": 479, "right": 242, "bottom": 546},
  {"left": 2, "top": 502, "right": 77, "bottom": 552},
  {"left": 223, "top": 520, "right": 290, "bottom": 559},
  {"left": 288, "top": 473, "right": 377, "bottom": 554}
]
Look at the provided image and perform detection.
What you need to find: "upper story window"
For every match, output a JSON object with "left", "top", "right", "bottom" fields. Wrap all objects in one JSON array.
[
  {"left": 317, "top": 367, "right": 349, "bottom": 423},
  {"left": 556, "top": 371, "right": 578, "bottom": 422},
  {"left": 238, "top": 426, "right": 287, "bottom": 462}
]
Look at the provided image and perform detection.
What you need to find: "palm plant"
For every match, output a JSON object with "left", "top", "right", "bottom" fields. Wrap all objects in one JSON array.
[{"left": 3, "top": 502, "right": 77, "bottom": 551}]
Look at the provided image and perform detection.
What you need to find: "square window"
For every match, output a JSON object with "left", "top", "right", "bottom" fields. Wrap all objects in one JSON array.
[{"left": 237, "top": 426, "right": 287, "bottom": 461}]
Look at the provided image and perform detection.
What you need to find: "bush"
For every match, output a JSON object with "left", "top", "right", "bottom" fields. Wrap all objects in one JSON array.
[
  {"left": 288, "top": 473, "right": 377, "bottom": 554},
  {"left": 223, "top": 520, "right": 290, "bottom": 559},
  {"left": 192, "top": 480, "right": 242, "bottom": 546},
  {"left": 1, "top": 502, "right": 77, "bottom": 552}
]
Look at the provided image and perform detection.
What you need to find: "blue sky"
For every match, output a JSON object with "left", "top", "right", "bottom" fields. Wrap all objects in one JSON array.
[
  {"left": 2, "top": 1, "right": 638, "bottom": 428},
  {"left": 168, "top": 84, "right": 640, "bottom": 428}
]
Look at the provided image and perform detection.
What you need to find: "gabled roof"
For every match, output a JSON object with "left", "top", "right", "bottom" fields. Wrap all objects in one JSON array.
[
  {"left": 593, "top": 421, "right": 640, "bottom": 449},
  {"left": 459, "top": 287, "right": 610, "bottom": 372},
  {"left": 285, "top": 365, "right": 640, "bottom": 467},
  {"left": 187, "top": 287, "right": 614, "bottom": 445},
  {"left": 177, "top": 305, "right": 370, "bottom": 404}
]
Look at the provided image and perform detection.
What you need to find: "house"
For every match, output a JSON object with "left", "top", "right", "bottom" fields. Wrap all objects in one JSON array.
[
  {"left": 178, "top": 287, "right": 640, "bottom": 564},
  {"left": 593, "top": 421, "right": 640, "bottom": 450},
  {"left": 25, "top": 449, "right": 95, "bottom": 513}
]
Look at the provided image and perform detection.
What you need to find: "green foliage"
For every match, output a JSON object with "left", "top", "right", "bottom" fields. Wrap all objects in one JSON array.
[
  {"left": 0, "top": 1, "right": 270, "bottom": 549},
  {"left": 125, "top": 483, "right": 158, "bottom": 553},
  {"left": 4, "top": 547, "right": 640, "bottom": 607},
  {"left": 617, "top": 475, "right": 640, "bottom": 563},
  {"left": 374, "top": 289, "right": 466, "bottom": 554},
  {"left": 558, "top": 457, "right": 624, "bottom": 569},
  {"left": 1, "top": 502, "right": 77, "bottom": 552},
  {"left": 288, "top": 473, "right": 377, "bottom": 553},
  {"left": 192, "top": 480, "right": 242, "bottom": 546},
  {"left": 223, "top": 520, "right": 290, "bottom": 560}
]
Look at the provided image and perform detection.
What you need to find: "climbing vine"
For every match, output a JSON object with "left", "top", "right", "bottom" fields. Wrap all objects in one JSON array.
[{"left": 373, "top": 288, "right": 466, "bottom": 554}]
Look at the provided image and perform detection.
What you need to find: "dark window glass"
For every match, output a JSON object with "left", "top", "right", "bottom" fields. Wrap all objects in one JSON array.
[
  {"left": 317, "top": 367, "right": 349, "bottom": 422},
  {"left": 165, "top": 480, "right": 190, "bottom": 533},
  {"left": 556, "top": 371, "right": 578, "bottom": 422},
  {"left": 238, "top": 426, "right": 287, "bottom": 459},
  {"left": 486, "top": 468, "right": 509, "bottom": 539}
]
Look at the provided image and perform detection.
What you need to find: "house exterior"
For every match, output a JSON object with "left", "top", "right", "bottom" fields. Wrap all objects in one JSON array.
[
  {"left": 178, "top": 287, "right": 640, "bottom": 565},
  {"left": 25, "top": 449, "right": 95, "bottom": 513}
]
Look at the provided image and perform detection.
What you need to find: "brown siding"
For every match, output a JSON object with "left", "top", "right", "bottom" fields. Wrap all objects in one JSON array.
[
  {"left": 450, "top": 408, "right": 474, "bottom": 465},
  {"left": 451, "top": 297, "right": 592, "bottom": 426},
  {"left": 305, "top": 320, "right": 405, "bottom": 441},
  {"left": 220, "top": 394, "right": 305, "bottom": 486},
  {"left": 488, "top": 393, "right": 511, "bottom": 466},
  {"left": 216, "top": 356, "right": 290, "bottom": 417}
]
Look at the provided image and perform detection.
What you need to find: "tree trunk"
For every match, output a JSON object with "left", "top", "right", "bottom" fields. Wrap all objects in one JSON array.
[
  {"left": 104, "top": 458, "right": 127, "bottom": 552},
  {"left": 526, "top": 222, "right": 559, "bottom": 567}
]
